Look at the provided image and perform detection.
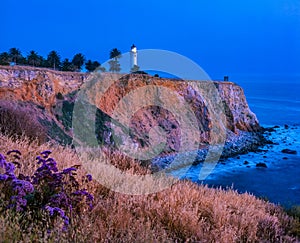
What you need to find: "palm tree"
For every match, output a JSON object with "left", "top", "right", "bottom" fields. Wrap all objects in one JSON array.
[
  {"left": 61, "top": 58, "right": 76, "bottom": 72},
  {"left": 9, "top": 48, "right": 22, "bottom": 64},
  {"left": 72, "top": 53, "right": 85, "bottom": 71},
  {"left": 0, "top": 52, "right": 11, "bottom": 65},
  {"left": 108, "top": 59, "right": 121, "bottom": 73},
  {"left": 27, "top": 50, "right": 39, "bottom": 66},
  {"left": 109, "top": 48, "right": 122, "bottom": 73},
  {"left": 47, "top": 50, "right": 61, "bottom": 70},
  {"left": 85, "top": 60, "right": 101, "bottom": 72},
  {"left": 109, "top": 48, "right": 121, "bottom": 60}
]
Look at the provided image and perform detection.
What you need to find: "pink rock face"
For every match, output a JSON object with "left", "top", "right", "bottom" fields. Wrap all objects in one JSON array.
[
  {"left": 0, "top": 66, "right": 261, "bottom": 152},
  {"left": 0, "top": 65, "right": 88, "bottom": 108},
  {"left": 129, "top": 106, "right": 182, "bottom": 152},
  {"left": 215, "top": 82, "right": 260, "bottom": 133},
  {"left": 93, "top": 74, "right": 261, "bottom": 154}
]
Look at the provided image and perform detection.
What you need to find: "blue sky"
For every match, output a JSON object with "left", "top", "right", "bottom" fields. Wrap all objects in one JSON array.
[{"left": 2, "top": 0, "right": 300, "bottom": 79}]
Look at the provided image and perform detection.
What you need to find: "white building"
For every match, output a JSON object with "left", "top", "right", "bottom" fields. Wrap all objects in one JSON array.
[{"left": 130, "top": 44, "right": 138, "bottom": 68}]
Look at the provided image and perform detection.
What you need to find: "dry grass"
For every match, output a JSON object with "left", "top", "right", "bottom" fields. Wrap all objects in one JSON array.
[
  {"left": 0, "top": 100, "right": 47, "bottom": 143},
  {"left": 0, "top": 135, "right": 299, "bottom": 242}
]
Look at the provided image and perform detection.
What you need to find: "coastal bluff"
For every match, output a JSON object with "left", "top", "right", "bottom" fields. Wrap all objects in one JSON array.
[
  {"left": 0, "top": 65, "right": 262, "bottom": 155},
  {"left": 0, "top": 65, "right": 88, "bottom": 108}
]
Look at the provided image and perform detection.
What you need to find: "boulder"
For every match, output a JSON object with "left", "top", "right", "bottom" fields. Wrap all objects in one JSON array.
[
  {"left": 281, "top": 149, "right": 297, "bottom": 154},
  {"left": 256, "top": 162, "right": 267, "bottom": 168}
]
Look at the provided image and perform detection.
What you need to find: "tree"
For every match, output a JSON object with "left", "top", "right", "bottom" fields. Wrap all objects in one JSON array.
[
  {"left": 109, "top": 48, "right": 121, "bottom": 60},
  {"left": 72, "top": 53, "right": 85, "bottom": 71},
  {"left": 108, "top": 60, "right": 121, "bottom": 73},
  {"left": 61, "top": 58, "right": 76, "bottom": 72},
  {"left": 109, "top": 48, "right": 122, "bottom": 73},
  {"left": 9, "top": 48, "right": 22, "bottom": 64},
  {"left": 47, "top": 50, "right": 61, "bottom": 70},
  {"left": 130, "top": 65, "right": 140, "bottom": 73},
  {"left": 18, "top": 56, "right": 28, "bottom": 65},
  {"left": 27, "top": 50, "right": 40, "bottom": 66},
  {"left": 85, "top": 60, "right": 101, "bottom": 72},
  {"left": 27, "top": 50, "right": 45, "bottom": 67},
  {"left": 0, "top": 52, "right": 11, "bottom": 65}
]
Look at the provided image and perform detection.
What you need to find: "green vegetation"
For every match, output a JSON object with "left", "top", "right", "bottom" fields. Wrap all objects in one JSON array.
[
  {"left": 61, "top": 58, "right": 76, "bottom": 72},
  {"left": 85, "top": 60, "right": 105, "bottom": 72},
  {"left": 130, "top": 64, "right": 140, "bottom": 73},
  {"left": 47, "top": 50, "right": 61, "bottom": 70},
  {"left": 71, "top": 53, "right": 86, "bottom": 71},
  {"left": 0, "top": 47, "right": 105, "bottom": 72},
  {"left": 108, "top": 48, "right": 122, "bottom": 73}
]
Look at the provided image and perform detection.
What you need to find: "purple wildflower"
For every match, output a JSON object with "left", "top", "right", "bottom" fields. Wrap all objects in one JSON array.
[
  {"left": 9, "top": 179, "right": 34, "bottom": 211},
  {"left": 0, "top": 174, "right": 8, "bottom": 181},
  {"left": 86, "top": 174, "right": 92, "bottom": 182},
  {"left": 10, "top": 196, "right": 27, "bottom": 211},
  {"left": 5, "top": 163, "right": 15, "bottom": 174},
  {"left": 62, "top": 167, "right": 77, "bottom": 175},
  {"left": 73, "top": 189, "right": 94, "bottom": 209},
  {"left": 7, "top": 150, "right": 21, "bottom": 156},
  {"left": 46, "top": 158, "right": 58, "bottom": 172},
  {"left": 45, "top": 206, "right": 67, "bottom": 218},
  {"left": 18, "top": 173, "right": 30, "bottom": 181},
  {"left": 0, "top": 153, "right": 6, "bottom": 167},
  {"left": 41, "top": 150, "right": 52, "bottom": 158},
  {"left": 1, "top": 150, "right": 94, "bottom": 231},
  {"left": 45, "top": 205, "right": 70, "bottom": 230},
  {"left": 49, "top": 192, "right": 71, "bottom": 207},
  {"left": 62, "top": 218, "right": 70, "bottom": 231},
  {"left": 12, "top": 179, "right": 34, "bottom": 194},
  {"left": 36, "top": 155, "right": 44, "bottom": 163},
  {"left": 45, "top": 205, "right": 56, "bottom": 216}
]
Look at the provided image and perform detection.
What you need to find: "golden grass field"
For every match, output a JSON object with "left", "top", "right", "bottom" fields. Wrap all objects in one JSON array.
[{"left": 0, "top": 134, "right": 299, "bottom": 242}]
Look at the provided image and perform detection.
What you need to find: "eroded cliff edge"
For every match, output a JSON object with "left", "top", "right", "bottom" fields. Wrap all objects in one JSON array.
[{"left": 0, "top": 65, "right": 264, "bottom": 164}]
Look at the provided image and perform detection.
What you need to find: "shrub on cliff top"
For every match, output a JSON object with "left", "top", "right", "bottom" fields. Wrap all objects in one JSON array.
[{"left": 0, "top": 100, "right": 47, "bottom": 143}]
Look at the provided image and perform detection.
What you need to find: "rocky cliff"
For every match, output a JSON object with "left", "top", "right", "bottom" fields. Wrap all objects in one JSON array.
[
  {"left": 0, "top": 65, "right": 88, "bottom": 109},
  {"left": 0, "top": 65, "right": 262, "bottom": 156}
]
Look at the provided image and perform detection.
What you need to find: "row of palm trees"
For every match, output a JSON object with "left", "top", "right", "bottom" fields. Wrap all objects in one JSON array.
[{"left": 0, "top": 47, "right": 123, "bottom": 72}]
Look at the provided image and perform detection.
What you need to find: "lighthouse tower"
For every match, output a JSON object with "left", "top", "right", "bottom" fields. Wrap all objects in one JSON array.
[{"left": 130, "top": 44, "right": 138, "bottom": 68}]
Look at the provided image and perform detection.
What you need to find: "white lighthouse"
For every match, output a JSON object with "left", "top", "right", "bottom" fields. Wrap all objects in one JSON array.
[{"left": 130, "top": 44, "right": 138, "bottom": 68}]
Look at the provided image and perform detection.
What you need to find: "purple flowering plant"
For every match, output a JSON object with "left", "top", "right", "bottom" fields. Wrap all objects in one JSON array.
[{"left": 0, "top": 150, "right": 93, "bottom": 231}]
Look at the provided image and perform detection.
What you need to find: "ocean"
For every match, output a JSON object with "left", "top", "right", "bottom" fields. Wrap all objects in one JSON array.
[
  {"left": 237, "top": 74, "right": 300, "bottom": 126},
  {"left": 188, "top": 74, "right": 300, "bottom": 207}
]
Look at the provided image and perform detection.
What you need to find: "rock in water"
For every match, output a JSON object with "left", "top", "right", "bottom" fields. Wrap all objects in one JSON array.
[
  {"left": 256, "top": 162, "right": 267, "bottom": 168},
  {"left": 281, "top": 149, "right": 297, "bottom": 154}
]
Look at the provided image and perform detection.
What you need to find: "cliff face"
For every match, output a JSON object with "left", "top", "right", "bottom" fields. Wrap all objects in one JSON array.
[
  {"left": 214, "top": 82, "right": 260, "bottom": 133},
  {"left": 0, "top": 66, "right": 260, "bottom": 152},
  {"left": 82, "top": 73, "right": 260, "bottom": 153},
  {"left": 0, "top": 65, "right": 88, "bottom": 108}
]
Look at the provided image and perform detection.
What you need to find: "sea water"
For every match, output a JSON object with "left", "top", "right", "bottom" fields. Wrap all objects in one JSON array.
[
  {"left": 238, "top": 74, "right": 300, "bottom": 126},
  {"left": 188, "top": 74, "right": 300, "bottom": 207}
]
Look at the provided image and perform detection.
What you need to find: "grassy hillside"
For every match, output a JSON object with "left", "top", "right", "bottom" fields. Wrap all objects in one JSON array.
[{"left": 0, "top": 135, "right": 299, "bottom": 242}]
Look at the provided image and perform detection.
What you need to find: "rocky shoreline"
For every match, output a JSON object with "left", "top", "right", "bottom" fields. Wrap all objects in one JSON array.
[
  {"left": 151, "top": 128, "right": 268, "bottom": 171},
  {"left": 195, "top": 124, "right": 300, "bottom": 207}
]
